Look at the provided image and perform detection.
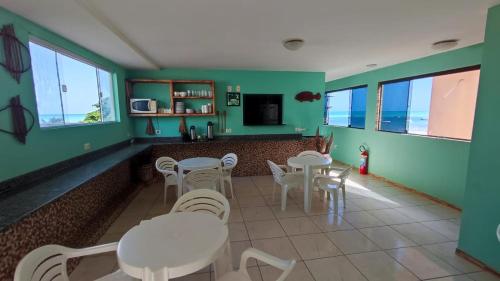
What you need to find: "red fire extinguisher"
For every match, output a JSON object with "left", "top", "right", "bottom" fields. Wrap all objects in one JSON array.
[{"left": 359, "top": 145, "right": 369, "bottom": 175}]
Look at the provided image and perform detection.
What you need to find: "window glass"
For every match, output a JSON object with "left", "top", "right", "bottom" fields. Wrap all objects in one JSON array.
[
  {"left": 408, "top": 77, "right": 432, "bottom": 135},
  {"left": 56, "top": 53, "right": 100, "bottom": 124},
  {"left": 29, "top": 40, "right": 116, "bottom": 127},
  {"left": 326, "top": 90, "right": 350, "bottom": 127},
  {"left": 378, "top": 68, "right": 480, "bottom": 140},
  {"left": 98, "top": 69, "right": 116, "bottom": 122},
  {"left": 380, "top": 81, "right": 410, "bottom": 133},
  {"left": 29, "top": 42, "right": 64, "bottom": 127},
  {"left": 350, "top": 87, "right": 367, "bottom": 129}
]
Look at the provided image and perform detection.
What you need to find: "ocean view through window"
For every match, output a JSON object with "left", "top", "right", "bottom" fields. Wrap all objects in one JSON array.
[
  {"left": 378, "top": 67, "right": 480, "bottom": 140},
  {"left": 29, "top": 39, "right": 117, "bottom": 128},
  {"left": 325, "top": 86, "right": 367, "bottom": 128}
]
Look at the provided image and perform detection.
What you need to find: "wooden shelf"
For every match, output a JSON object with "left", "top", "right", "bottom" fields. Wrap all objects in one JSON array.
[
  {"left": 172, "top": 96, "right": 213, "bottom": 99},
  {"left": 129, "top": 113, "right": 216, "bottom": 117},
  {"left": 127, "top": 79, "right": 172, "bottom": 84},
  {"left": 125, "top": 78, "right": 216, "bottom": 118}
]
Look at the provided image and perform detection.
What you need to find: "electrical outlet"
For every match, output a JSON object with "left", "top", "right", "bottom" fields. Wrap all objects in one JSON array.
[
  {"left": 225, "top": 128, "right": 232, "bottom": 133},
  {"left": 155, "top": 129, "right": 161, "bottom": 135},
  {"left": 236, "top": 85, "right": 241, "bottom": 92},
  {"left": 83, "top": 143, "right": 91, "bottom": 151}
]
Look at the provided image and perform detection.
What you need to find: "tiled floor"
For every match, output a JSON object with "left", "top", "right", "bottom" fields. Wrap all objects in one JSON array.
[{"left": 71, "top": 166, "right": 499, "bottom": 281}]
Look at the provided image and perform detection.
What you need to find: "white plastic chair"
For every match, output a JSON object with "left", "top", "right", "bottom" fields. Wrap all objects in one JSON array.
[
  {"left": 183, "top": 168, "right": 224, "bottom": 194},
  {"left": 313, "top": 167, "right": 352, "bottom": 212},
  {"left": 14, "top": 243, "right": 133, "bottom": 281},
  {"left": 170, "top": 189, "right": 231, "bottom": 224},
  {"left": 267, "top": 160, "right": 304, "bottom": 211},
  {"left": 297, "top": 150, "right": 324, "bottom": 158},
  {"left": 218, "top": 248, "right": 296, "bottom": 281},
  {"left": 221, "top": 153, "right": 238, "bottom": 198},
  {"left": 294, "top": 150, "right": 325, "bottom": 173},
  {"left": 155, "top": 157, "right": 178, "bottom": 205}
]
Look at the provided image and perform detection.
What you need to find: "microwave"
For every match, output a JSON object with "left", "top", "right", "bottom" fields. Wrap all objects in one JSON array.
[{"left": 130, "top": 99, "right": 157, "bottom": 114}]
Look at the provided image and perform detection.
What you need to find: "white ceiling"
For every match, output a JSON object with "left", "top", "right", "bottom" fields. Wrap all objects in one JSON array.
[{"left": 1, "top": 0, "right": 499, "bottom": 81}]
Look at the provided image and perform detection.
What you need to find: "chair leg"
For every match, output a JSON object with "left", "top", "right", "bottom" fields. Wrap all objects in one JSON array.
[
  {"left": 333, "top": 190, "right": 339, "bottom": 214},
  {"left": 272, "top": 182, "right": 276, "bottom": 202},
  {"left": 281, "top": 186, "right": 288, "bottom": 211},
  {"left": 163, "top": 179, "right": 168, "bottom": 205},
  {"left": 342, "top": 187, "right": 346, "bottom": 208},
  {"left": 228, "top": 176, "right": 234, "bottom": 198},
  {"left": 323, "top": 189, "right": 328, "bottom": 201}
]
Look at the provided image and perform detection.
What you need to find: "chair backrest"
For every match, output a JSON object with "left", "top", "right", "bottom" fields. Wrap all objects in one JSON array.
[
  {"left": 184, "top": 168, "right": 220, "bottom": 190},
  {"left": 14, "top": 245, "right": 70, "bottom": 281},
  {"left": 267, "top": 160, "right": 285, "bottom": 184},
  {"left": 338, "top": 167, "right": 352, "bottom": 188},
  {"left": 297, "top": 150, "right": 324, "bottom": 159},
  {"left": 155, "top": 157, "right": 177, "bottom": 173},
  {"left": 221, "top": 153, "right": 238, "bottom": 170},
  {"left": 170, "top": 189, "right": 230, "bottom": 224}
]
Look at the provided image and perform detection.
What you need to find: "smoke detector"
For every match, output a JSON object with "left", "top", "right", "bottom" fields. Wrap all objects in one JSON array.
[
  {"left": 432, "top": 39, "right": 459, "bottom": 51},
  {"left": 283, "top": 38, "right": 305, "bottom": 51}
]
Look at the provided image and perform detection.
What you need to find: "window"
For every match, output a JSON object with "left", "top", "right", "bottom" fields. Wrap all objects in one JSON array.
[
  {"left": 29, "top": 39, "right": 116, "bottom": 128},
  {"left": 325, "top": 86, "right": 367, "bottom": 128},
  {"left": 378, "top": 67, "right": 480, "bottom": 140}
]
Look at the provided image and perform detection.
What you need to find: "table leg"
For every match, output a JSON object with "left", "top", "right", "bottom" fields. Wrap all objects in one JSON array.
[
  {"left": 214, "top": 239, "right": 233, "bottom": 280},
  {"left": 177, "top": 167, "right": 184, "bottom": 199},
  {"left": 303, "top": 165, "right": 312, "bottom": 213}
]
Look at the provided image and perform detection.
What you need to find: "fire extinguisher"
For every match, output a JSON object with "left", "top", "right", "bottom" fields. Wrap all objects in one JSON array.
[{"left": 359, "top": 145, "right": 369, "bottom": 175}]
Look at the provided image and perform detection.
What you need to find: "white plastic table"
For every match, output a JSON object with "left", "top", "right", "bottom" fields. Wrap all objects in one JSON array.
[
  {"left": 177, "top": 157, "right": 222, "bottom": 198},
  {"left": 117, "top": 212, "right": 232, "bottom": 281},
  {"left": 287, "top": 156, "right": 332, "bottom": 213}
]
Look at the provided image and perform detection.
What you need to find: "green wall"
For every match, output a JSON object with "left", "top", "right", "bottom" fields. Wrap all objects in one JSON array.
[
  {"left": 0, "top": 8, "right": 132, "bottom": 182},
  {"left": 126, "top": 69, "right": 325, "bottom": 137},
  {"left": 325, "top": 44, "right": 483, "bottom": 207},
  {"left": 458, "top": 5, "right": 500, "bottom": 271}
]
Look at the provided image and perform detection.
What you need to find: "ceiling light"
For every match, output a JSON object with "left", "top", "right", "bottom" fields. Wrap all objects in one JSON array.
[
  {"left": 432, "top": 39, "right": 459, "bottom": 51},
  {"left": 366, "top": 64, "right": 378, "bottom": 68},
  {"left": 283, "top": 38, "right": 305, "bottom": 51}
]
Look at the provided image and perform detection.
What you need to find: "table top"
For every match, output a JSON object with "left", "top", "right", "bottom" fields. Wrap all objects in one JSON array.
[
  {"left": 117, "top": 212, "right": 228, "bottom": 279},
  {"left": 178, "top": 157, "right": 221, "bottom": 170},
  {"left": 287, "top": 156, "right": 332, "bottom": 168}
]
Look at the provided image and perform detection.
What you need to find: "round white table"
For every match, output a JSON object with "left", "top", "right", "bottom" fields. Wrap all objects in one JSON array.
[
  {"left": 117, "top": 212, "right": 232, "bottom": 281},
  {"left": 177, "top": 157, "right": 222, "bottom": 198},
  {"left": 288, "top": 156, "right": 332, "bottom": 212}
]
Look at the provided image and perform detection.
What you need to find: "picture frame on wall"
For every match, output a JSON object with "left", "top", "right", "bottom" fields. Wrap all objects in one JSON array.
[{"left": 226, "top": 92, "right": 241, "bottom": 106}]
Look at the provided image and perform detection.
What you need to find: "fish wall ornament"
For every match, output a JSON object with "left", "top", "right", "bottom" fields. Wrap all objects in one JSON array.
[{"left": 295, "top": 91, "right": 321, "bottom": 102}]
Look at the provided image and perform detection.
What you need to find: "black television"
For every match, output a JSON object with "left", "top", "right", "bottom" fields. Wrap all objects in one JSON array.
[{"left": 243, "top": 94, "right": 283, "bottom": 126}]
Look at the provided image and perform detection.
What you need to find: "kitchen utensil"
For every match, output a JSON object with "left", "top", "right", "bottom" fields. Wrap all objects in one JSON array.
[{"left": 207, "top": 121, "right": 214, "bottom": 140}]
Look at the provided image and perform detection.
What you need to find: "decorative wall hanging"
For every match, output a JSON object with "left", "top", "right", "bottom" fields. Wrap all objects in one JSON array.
[
  {"left": 145, "top": 117, "right": 155, "bottom": 135},
  {"left": 295, "top": 91, "right": 321, "bottom": 102},
  {"left": 0, "top": 24, "right": 31, "bottom": 83},
  {"left": 226, "top": 92, "right": 240, "bottom": 106},
  {"left": 314, "top": 126, "right": 334, "bottom": 154},
  {"left": 0, "top": 95, "right": 35, "bottom": 144}
]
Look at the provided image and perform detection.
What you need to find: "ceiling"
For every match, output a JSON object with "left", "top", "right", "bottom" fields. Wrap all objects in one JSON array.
[{"left": 1, "top": 0, "right": 499, "bottom": 81}]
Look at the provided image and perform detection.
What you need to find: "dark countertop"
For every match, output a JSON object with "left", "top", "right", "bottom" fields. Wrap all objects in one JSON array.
[
  {"left": 135, "top": 134, "right": 309, "bottom": 145},
  {"left": 0, "top": 144, "right": 151, "bottom": 232}
]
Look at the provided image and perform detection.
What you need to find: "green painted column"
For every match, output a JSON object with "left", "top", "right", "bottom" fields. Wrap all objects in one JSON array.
[{"left": 458, "top": 4, "right": 500, "bottom": 272}]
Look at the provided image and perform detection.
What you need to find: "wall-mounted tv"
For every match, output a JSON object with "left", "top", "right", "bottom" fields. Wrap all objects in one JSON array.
[{"left": 243, "top": 94, "right": 283, "bottom": 126}]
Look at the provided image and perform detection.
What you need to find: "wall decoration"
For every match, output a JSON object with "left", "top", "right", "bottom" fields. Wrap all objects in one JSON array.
[
  {"left": 295, "top": 91, "right": 321, "bottom": 102},
  {"left": 0, "top": 95, "right": 35, "bottom": 144},
  {"left": 226, "top": 92, "right": 240, "bottom": 106},
  {"left": 314, "top": 126, "right": 334, "bottom": 154},
  {"left": 0, "top": 24, "right": 31, "bottom": 83}
]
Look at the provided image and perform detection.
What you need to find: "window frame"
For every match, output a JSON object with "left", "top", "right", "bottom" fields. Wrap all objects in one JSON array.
[
  {"left": 324, "top": 84, "right": 368, "bottom": 129},
  {"left": 29, "top": 37, "right": 118, "bottom": 129},
  {"left": 376, "top": 65, "right": 481, "bottom": 141}
]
